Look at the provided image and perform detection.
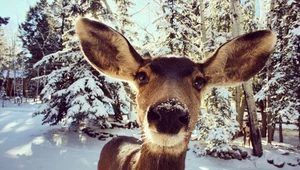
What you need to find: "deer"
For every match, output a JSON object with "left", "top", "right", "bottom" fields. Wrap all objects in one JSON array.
[
  {"left": 243, "top": 121, "right": 251, "bottom": 147},
  {"left": 75, "top": 18, "right": 276, "bottom": 170}
]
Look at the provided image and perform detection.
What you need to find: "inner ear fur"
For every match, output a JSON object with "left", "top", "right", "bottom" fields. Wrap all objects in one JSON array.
[
  {"left": 201, "top": 30, "right": 276, "bottom": 87},
  {"left": 75, "top": 18, "right": 144, "bottom": 81}
]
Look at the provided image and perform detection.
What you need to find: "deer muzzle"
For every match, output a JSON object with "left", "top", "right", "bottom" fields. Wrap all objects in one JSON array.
[{"left": 147, "top": 99, "right": 190, "bottom": 135}]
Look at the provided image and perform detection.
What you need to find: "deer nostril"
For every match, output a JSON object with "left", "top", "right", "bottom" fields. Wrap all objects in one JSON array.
[
  {"left": 178, "top": 114, "right": 190, "bottom": 126},
  {"left": 147, "top": 109, "right": 161, "bottom": 124}
]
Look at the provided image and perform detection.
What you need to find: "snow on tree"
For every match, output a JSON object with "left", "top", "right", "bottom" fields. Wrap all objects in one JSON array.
[
  {"left": 148, "top": 0, "right": 201, "bottom": 60},
  {"left": 19, "top": 0, "right": 62, "bottom": 77},
  {"left": 113, "top": 0, "right": 137, "bottom": 39},
  {"left": 255, "top": 0, "right": 300, "bottom": 142},
  {"left": 194, "top": 0, "right": 239, "bottom": 154},
  {"left": 198, "top": 87, "right": 239, "bottom": 154},
  {"left": 32, "top": 0, "right": 133, "bottom": 127},
  {"left": 0, "top": 27, "right": 9, "bottom": 68},
  {"left": 241, "top": 0, "right": 259, "bottom": 32},
  {"left": 203, "top": 0, "right": 232, "bottom": 54},
  {"left": 269, "top": 0, "right": 299, "bottom": 120}
]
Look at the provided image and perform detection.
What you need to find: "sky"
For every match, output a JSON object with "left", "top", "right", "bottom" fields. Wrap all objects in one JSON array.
[
  {"left": 0, "top": 0, "right": 156, "bottom": 48},
  {"left": 0, "top": 0, "right": 155, "bottom": 27},
  {"left": 0, "top": 0, "right": 37, "bottom": 28}
]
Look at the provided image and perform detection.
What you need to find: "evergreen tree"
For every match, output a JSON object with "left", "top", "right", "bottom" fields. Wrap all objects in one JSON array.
[
  {"left": 203, "top": 0, "right": 232, "bottom": 53},
  {"left": 19, "top": 0, "right": 62, "bottom": 82},
  {"left": 33, "top": 0, "right": 133, "bottom": 126},
  {"left": 253, "top": 0, "right": 300, "bottom": 143},
  {"left": 198, "top": 88, "right": 239, "bottom": 153},
  {"left": 113, "top": 0, "right": 136, "bottom": 36},
  {"left": 196, "top": 0, "right": 239, "bottom": 154},
  {"left": 150, "top": 0, "right": 201, "bottom": 60},
  {"left": 0, "top": 21, "right": 9, "bottom": 97},
  {"left": 270, "top": 0, "right": 299, "bottom": 131},
  {"left": 242, "top": 0, "right": 258, "bottom": 32}
]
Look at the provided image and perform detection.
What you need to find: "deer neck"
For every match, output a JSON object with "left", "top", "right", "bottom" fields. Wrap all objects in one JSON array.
[{"left": 133, "top": 144, "right": 187, "bottom": 170}]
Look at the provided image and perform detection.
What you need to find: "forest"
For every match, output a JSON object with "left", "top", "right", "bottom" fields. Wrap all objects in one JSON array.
[{"left": 0, "top": 0, "right": 299, "bottom": 159}]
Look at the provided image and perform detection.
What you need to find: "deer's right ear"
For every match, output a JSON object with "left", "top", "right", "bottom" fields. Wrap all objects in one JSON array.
[{"left": 75, "top": 18, "right": 144, "bottom": 81}]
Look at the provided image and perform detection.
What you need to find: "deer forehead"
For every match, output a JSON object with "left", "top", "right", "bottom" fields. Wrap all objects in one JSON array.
[
  {"left": 137, "top": 57, "right": 205, "bottom": 81},
  {"left": 135, "top": 57, "right": 204, "bottom": 111},
  {"left": 147, "top": 57, "right": 196, "bottom": 76}
]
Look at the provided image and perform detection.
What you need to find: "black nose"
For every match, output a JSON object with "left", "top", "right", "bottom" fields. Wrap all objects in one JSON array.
[{"left": 147, "top": 100, "right": 190, "bottom": 134}]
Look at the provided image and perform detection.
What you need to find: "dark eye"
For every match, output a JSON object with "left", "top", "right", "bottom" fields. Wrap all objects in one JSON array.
[
  {"left": 193, "top": 77, "right": 205, "bottom": 91},
  {"left": 136, "top": 72, "right": 149, "bottom": 85}
]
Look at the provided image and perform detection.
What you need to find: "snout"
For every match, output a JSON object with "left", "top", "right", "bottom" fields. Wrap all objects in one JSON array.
[{"left": 147, "top": 99, "right": 190, "bottom": 134}]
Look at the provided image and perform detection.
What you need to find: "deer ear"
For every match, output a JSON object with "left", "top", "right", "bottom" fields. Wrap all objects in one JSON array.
[
  {"left": 75, "top": 18, "right": 144, "bottom": 81},
  {"left": 201, "top": 30, "right": 276, "bottom": 87}
]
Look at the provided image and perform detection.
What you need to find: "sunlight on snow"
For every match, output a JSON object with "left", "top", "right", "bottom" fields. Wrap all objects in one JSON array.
[
  {"left": 51, "top": 127, "right": 89, "bottom": 147},
  {"left": 6, "top": 136, "right": 45, "bottom": 158},
  {"left": 0, "top": 121, "right": 20, "bottom": 133},
  {"left": 53, "top": 133, "right": 68, "bottom": 146},
  {"left": 6, "top": 142, "right": 33, "bottom": 158},
  {"left": 52, "top": 127, "right": 69, "bottom": 146},
  {"left": 79, "top": 132, "right": 87, "bottom": 144},
  {"left": 199, "top": 167, "right": 210, "bottom": 170},
  {"left": 15, "top": 119, "right": 34, "bottom": 133}
]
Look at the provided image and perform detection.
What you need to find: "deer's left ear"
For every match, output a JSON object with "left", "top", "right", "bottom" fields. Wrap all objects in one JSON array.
[
  {"left": 75, "top": 18, "right": 144, "bottom": 81},
  {"left": 200, "top": 30, "right": 276, "bottom": 87}
]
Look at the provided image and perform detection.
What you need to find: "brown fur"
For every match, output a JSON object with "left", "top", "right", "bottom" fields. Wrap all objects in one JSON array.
[{"left": 76, "top": 18, "right": 276, "bottom": 170}]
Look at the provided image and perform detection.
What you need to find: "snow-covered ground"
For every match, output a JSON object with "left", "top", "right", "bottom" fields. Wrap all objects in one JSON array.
[{"left": 0, "top": 100, "right": 299, "bottom": 170}]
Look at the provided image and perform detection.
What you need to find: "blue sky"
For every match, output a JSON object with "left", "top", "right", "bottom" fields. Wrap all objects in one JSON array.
[{"left": 0, "top": 0, "right": 37, "bottom": 26}]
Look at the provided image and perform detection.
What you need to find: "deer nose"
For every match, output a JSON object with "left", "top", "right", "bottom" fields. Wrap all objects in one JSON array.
[{"left": 147, "top": 100, "right": 190, "bottom": 134}]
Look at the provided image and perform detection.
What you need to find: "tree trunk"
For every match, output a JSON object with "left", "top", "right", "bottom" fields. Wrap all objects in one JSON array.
[
  {"left": 271, "top": 123, "right": 276, "bottom": 141},
  {"left": 229, "top": 0, "right": 242, "bottom": 36},
  {"left": 243, "top": 81, "right": 263, "bottom": 157},
  {"left": 259, "top": 101, "right": 267, "bottom": 137},
  {"left": 229, "top": 0, "right": 243, "bottom": 132},
  {"left": 267, "top": 112, "right": 273, "bottom": 144},
  {"left": 238, "top": 95, "right": 246, "bottom": 129},
  {"left": 279, "top": 116, "right": 283, "bottom": 142},
  {"left": 236, "top": 87, "right": 242, "bottom": 128}
]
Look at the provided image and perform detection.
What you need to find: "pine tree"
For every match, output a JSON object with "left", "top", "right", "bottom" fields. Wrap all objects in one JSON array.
[
  {"left": 203, "top": 0, "right": 232, "bottom": 53},
  {"left": 195, "top": 0, "right": 239, "bottom": 154},
  {"left": 255, "top": 0, "right": 299, "bottom": 143},
  {"left": 269, "top": 0, "right": 299, "bottom": 142},
  {"left": 33, "top": 0, "right": 133, "bottom": 126},
  {"left": 198, "top": 88, "right": 239, "bottom": 153},
  {"left": 19, "top": 0, "right": 62, "bottom": 83},
  {"left": 0, "top": 20, "right": 9, "bottom": 99},
  {"left": 150, "top": 0, "right": 201, "bottom": 60}
]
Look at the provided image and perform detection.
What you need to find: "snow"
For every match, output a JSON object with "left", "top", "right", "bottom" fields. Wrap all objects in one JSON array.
[
  {"left": 156, "top": 98, "right": 188, "bottom": 112},
  {"left": 0, "top": 101, "right": 300, "bottom": 170},
  {"left": 291, "top": 27, "right": 300, "bottom": 36},
  {"left": 287, "top": 0, "right": 296, "bottom": 5},
  {"left": 1, "top": 70, "right": 26, "bottom": 78}
]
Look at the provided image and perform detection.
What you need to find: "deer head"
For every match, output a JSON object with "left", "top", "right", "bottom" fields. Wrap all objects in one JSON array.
[{"left": 76, "top": 18, "right": 276, "bottom": 157}]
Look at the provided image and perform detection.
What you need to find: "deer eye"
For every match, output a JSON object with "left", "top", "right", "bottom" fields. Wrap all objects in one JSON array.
[
  {"left": 136, "top": 72, "right": 149, "bottom": 85},
  {"left": 193, "top": 77, "right": 205, "bottom": 91}
]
